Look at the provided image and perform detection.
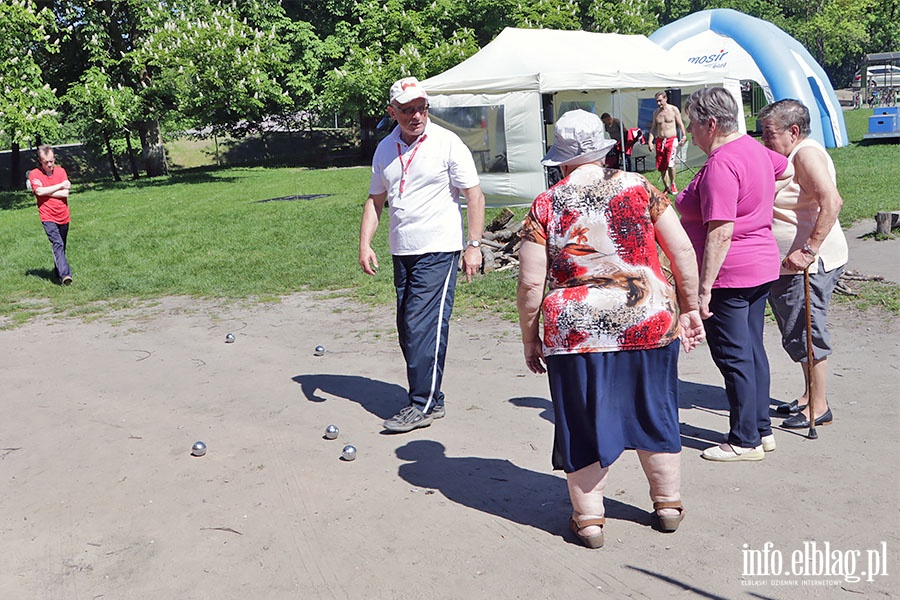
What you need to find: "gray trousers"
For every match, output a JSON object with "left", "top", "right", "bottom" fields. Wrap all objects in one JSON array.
[{"left": 42, "top": 221, "right": 71, "bottom": 280}]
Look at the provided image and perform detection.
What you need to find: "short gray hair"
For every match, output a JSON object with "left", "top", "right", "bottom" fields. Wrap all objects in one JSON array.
[
  {"left": 757, "top": 99, "right": 811, "bottom": 137},
  {"left": 684, "top": 87, "right": 739, "bottom": 135}
]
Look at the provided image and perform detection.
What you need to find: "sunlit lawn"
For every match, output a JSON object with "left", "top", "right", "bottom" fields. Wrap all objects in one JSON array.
[{"left": 1, "top": 108, "right": 897, "bottom": 327}]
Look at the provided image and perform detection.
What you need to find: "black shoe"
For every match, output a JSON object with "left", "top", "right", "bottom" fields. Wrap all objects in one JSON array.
[
  {"left": 782, "top": 408, "right": 833, "bottom": 429},
  {"left": 775, "top": 399, "right": 804, "bottom": 415}
]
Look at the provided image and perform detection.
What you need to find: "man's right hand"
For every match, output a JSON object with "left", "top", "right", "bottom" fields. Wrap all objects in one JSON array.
[{"left": 359, "top": 247, "right": 379, "bottom": 275}]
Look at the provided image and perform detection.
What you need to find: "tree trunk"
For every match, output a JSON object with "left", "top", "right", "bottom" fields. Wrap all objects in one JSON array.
[
  {"left": 10, "top": 142, "right": 21, "bottom": 190},
  {"left": 125, "top": 129, "right": 140, "bottom": 179},
  {"left": 261, "top": 130, "right": 270, "bottom": 160},
  {"left": 359, "top": 111, "right": 379, "bottom": 161},
  {"left": 105, "top": 133, "right": 121, "bottom": 182},
  {"left": 136, "top": 119, "right": 168, "bottom": 177}
]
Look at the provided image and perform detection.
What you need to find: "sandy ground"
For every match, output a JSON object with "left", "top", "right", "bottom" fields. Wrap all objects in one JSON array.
[{"left": 1, "top": 223, "right": 898, "bottom": 600}]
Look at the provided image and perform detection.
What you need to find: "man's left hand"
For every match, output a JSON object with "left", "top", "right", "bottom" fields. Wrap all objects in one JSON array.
[{"left": 462, "top": 246, "right": 482, "bottom": 283}]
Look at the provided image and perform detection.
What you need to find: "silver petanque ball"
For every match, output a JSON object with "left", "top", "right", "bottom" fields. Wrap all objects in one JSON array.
[
  {"left": 314, "top": 345, "right": 325, "bottom": 356},
  {"left": 341, "top": 444, "right": 357, "bottom": 461},
  {"left": 324, "top": 424, "right": 339, "bottom": 440},
  {"left": 191, "top": 441, "right": 207, "bottom": 457},
  {"left": 225, "top": 333, "right": 235, "bottom": 343}
]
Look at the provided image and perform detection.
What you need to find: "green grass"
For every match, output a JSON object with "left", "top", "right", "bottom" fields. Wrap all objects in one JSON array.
[
  {"left": 829, "top": 108, "right": 900, "bottom": 224},
  {"left": 2, "top": 111, "right": 898, "bottom": 328},
  {"left": 835, "top": 280, "right": 900, "bottom": 312},
  {"left": 0, "top": 166, "right": 383, "bottom": 326}
]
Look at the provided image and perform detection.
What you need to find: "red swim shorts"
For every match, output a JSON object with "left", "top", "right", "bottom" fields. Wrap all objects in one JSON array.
[{"left": 655, "top": 136, "right": 678, "bottom": 171}]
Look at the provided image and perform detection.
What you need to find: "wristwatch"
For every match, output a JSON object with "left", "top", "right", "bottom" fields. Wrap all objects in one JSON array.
[
  {"left": 800, "top": 242, "right": 816, "bottom": 256},
  {"left": 466, "top": 240, "right": 482, "bottom": 249}
]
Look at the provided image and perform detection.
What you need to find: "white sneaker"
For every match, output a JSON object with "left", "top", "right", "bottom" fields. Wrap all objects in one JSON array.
[
  {"left": 720, "top": 433, "right": 776, "bottom": 453},
  {"left": 701, "top": 443, "right": 764, "bottom": 462}
]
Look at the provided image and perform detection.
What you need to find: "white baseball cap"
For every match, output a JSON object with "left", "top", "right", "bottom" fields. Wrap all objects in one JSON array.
[
  {"left": 542, "top": 110, "right": 618, "bottom": 167},
  {"left": 389, "top": 77, "right": 428, "bottom": 105}
]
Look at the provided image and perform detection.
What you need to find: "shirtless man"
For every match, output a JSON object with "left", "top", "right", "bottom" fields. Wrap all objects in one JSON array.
[{"left": 647, "top": 91, "right": 686, "bottom": 194}]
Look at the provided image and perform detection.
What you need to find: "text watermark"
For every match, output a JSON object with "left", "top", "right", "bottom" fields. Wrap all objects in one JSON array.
[{"left": 741, "top": 541, "right": 889, "bottom": 584}]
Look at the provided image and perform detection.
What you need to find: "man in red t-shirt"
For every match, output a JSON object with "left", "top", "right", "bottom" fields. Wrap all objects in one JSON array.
[{"left": 29, "top": 145, "right": 73, "bottom": 285}]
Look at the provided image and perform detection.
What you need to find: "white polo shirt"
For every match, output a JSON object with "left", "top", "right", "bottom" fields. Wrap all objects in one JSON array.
[{"left": 369, "top": 119, "right": 480, "bottom": 255}]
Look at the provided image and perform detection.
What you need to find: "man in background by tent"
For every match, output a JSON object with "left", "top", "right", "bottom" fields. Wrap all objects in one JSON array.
[
  {"left": 600, "top": 113, "right": 625, "bottom": 169},
  {"left": 359, "top": 76, "right": 485, "bottom": 433},
  {"left": 647, "top": 91, "right": 686, "bottom": 194}
]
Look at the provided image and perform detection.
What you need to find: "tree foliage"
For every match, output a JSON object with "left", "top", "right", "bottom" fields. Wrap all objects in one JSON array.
[
  {"left": 0, "top": 0, "right": 60, "bottom": 148},
  {"left": 587, "top": 0, "right": 664, "bottom": 35},
  {"left": 1, "top": 0, "right": 895, "bottom": 185},
  {"left": 131, "top": 3, "right": 294, "bottom": 135}
]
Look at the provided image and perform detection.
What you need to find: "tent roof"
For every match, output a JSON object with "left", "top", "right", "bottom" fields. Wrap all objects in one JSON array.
[
  {"left": 865, "top": 52, "right": 900, "bottom": 63},
  {"left": 422, "top": 27, "right": 722, "bottom": 94}
]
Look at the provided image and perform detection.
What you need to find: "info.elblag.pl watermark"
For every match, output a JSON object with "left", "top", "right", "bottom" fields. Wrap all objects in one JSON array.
[{"left": 741, "top": 541, "right": 890, "bottom": 586}]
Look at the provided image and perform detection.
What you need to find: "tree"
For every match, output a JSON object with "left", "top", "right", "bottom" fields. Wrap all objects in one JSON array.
[
  {"left": 64, "top": 66, "right": 139, "bottom": 181},
  {"left": 586, "top": 0, "right": 663, "bottom": 34},
  {"left": 52, "top": 0, "right": 173, "bottom": 176},
  {"left": 786, "top": 0, "right": 870, "bottom": 85},
  {"left": 132, "top": 4, "right": 294, "bottom": 138},
  {"left": 0, "top": 0, "right": 60, "bottom": 189},
  {"left": 319, "top": 0, "right": 586, "bottom": 124}
]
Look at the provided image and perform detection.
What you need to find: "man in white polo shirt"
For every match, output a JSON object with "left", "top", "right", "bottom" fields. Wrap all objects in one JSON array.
[{"left": 359, "top": 76, "right": 485, "bottom": 433}]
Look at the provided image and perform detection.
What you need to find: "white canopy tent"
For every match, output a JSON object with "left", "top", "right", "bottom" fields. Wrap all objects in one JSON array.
[{"left": 421, "top": 28, "right": 731, "bottom": 206}]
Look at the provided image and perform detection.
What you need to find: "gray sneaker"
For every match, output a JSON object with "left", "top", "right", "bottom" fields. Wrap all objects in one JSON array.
[
  {"left": 383, "top": 405, "right": 433, "bottom": 433},
  {"left": 429, "top": 405, "right": 445, "bottom": 419}
]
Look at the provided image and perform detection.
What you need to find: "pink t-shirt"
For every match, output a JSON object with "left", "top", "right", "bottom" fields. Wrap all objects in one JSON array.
[{"left": 676, "top": 135, "right": 787, "bottom": 288}]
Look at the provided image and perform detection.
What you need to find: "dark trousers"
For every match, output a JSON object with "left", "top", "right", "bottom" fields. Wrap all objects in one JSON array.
[
  {"left": 42, "top": 221, "right": 71, "bottom": 280},
  {"left": 703, "top": 283, "right": 773, "bottom": 448},
  {"left": 393, "top": 252, "right": 459, "bottom": 413}
]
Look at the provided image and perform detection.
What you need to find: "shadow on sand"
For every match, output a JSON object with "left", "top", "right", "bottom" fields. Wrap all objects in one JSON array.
[
  {"left": 395, "top": 439, "right": 653, "bottom": 541},
  {"left": 292, "top": 373, "right": 407, "bottom": 420}
]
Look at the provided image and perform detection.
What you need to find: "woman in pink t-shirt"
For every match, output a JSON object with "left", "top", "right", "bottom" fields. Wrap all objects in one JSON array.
[{"left": 676, "top": 88, "right": 788, "bottom": 462}]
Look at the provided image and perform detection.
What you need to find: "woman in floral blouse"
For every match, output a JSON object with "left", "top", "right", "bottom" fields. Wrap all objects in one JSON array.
[{"left": 517, "top": 110, "right": 704, "bottom": 548}]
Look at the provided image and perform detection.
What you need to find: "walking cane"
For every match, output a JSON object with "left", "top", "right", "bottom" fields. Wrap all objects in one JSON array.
[{"left": 803, "top": 266, "right": 817, "bottom": 440}]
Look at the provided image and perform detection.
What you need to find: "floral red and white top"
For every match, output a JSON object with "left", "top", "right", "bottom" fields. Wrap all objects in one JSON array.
[{"left": 522, "top": 164, "right": 679, "bottom": 356}]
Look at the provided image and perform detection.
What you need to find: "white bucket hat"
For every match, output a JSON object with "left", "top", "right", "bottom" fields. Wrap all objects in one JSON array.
[{"left": 541, "top": 110, "right": 617, "bottom": 167}]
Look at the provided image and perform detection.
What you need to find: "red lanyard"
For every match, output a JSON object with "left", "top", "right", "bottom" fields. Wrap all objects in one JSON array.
[{"left": 396, "top": 134, "right": 426, "bottom": 197}]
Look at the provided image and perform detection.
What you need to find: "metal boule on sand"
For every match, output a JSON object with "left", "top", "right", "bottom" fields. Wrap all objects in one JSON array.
[{"left": 341, "top": 445, "right": 357, "bottom": 461}]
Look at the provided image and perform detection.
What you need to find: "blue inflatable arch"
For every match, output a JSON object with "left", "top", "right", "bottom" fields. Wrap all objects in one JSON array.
[{"left": 650, "top": 9, "right": 848, "bottom": 148}]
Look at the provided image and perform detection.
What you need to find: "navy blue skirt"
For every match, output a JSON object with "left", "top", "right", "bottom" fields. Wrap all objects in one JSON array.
[{"left": 546, "top": 341, "right": 681, "bottom": 472}]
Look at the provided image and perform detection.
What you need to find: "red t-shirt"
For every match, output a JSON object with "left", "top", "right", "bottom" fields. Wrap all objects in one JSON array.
[{"left": 29, "top": 165, "right": 70, "bottom": 224}]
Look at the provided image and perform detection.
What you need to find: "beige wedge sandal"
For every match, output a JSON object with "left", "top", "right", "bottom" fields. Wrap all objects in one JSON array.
[
  {"left": 569, "top": 516, "right": 605, "bottom": 548},
  {"left": 653, "top": 501, "right": 685, "bottom": 532}
]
